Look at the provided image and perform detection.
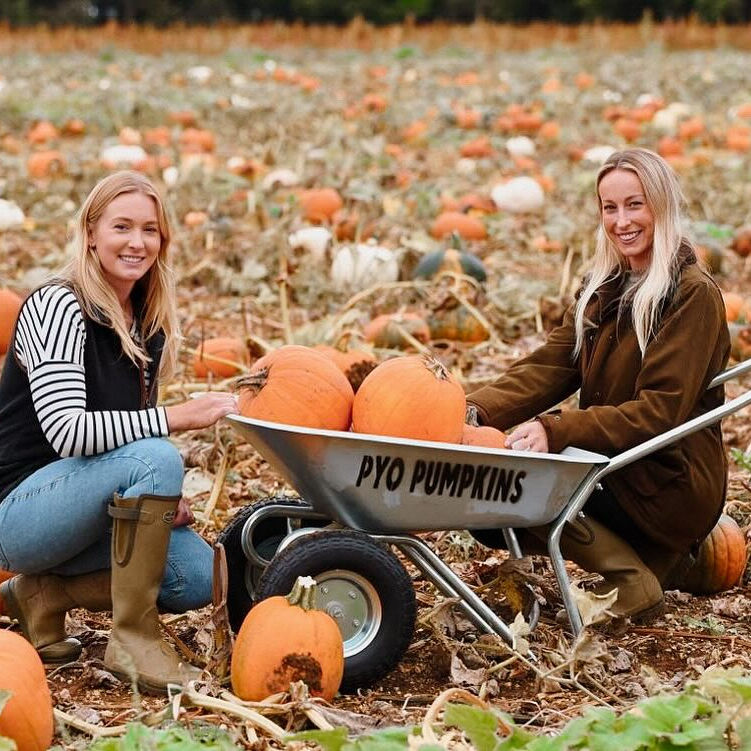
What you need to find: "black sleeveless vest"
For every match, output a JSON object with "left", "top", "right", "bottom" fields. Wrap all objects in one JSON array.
[{"left": 0, "top": 287, "right": 165, "bottom": 502}]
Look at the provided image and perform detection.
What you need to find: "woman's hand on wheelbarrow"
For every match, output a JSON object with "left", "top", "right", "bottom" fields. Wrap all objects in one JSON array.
[
  {"left": 166, "top": 393, "right": 240, "bottom": 431},
  {"left": 505, "top": 420, "right": 548, "bottom": 453}
]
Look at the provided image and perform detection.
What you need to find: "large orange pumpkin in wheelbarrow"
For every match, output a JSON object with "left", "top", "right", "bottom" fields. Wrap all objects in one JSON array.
[
  {"left": 234, "top": 345, "right": 354, "bottom": 431},
  {"left": 352, "top": 354, "right": 466, "bottom": 443}
]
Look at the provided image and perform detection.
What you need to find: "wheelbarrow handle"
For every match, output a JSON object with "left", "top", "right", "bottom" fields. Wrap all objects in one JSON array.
[
  {"left": 549, "top": 358, "right": 751, "bottom": 636},
  {"left": 598, "top": 357, "right": 751, "bottom": 481}
]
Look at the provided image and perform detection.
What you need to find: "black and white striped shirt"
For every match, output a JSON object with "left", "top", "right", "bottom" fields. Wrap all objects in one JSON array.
[{"left": 14, "top": 285, "right": 169, "bottom": 457}]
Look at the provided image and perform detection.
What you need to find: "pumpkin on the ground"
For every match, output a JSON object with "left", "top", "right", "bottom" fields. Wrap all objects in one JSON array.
[
  {"left": 731, "top": 226, "right": 751, "bottom": 257},
  {"left": 193, "top": 336, "right": 249, "bottom": 378},
  {"left": 721, "top": 291, "right": 750, "bottom": 323},
  {"left": 461, "top": 424, "right": 507, "bottom": 448},
  {"left": 234, "top": 345, "right": 354, "bottom": 431},
  {"left": 352, "top": 354, "right": 466, "bottom": 443},
  {"left": 231, "top": 576, "right": 344, "bottom": 701},
  {"left": 728, "top": 322, "right": 751, "bottom": 361},
  {"left": 681, "top": 513, "right": 747, "bottom": 595},
  {"left": 0, "top": 289, "right": 23, "bottom": 355},
  {"left": 363, "top": 313, "right": 430, "bottom": 350},
  {"left": 413, "top": 247, "right": 487, "bottom": 283},
  {"left": 430, "top": 211, "right": 487, "bottom": 241},
  {"left": 428, "top": 307, "right": 489, "bottom": 342},
  {"left": 0, "top": 629, "right": 54, "bottom": 751},
  {"left": 299, "top": 188, "right": 343, "bottom": 223}
]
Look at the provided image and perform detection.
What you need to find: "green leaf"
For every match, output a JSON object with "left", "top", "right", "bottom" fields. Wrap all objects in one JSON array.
[
  {"left": 639, "top": 695, "right": 703, "bottom": 734},
  {"left": 287, "top": 727, "right": 350, "bottom": 751},
  {"left": 443, "top": 703, "right": 502, "bottom": 751},
  {"left": 587, "top": 714, "right": 653, "bottom": 751},
  {"left": 736, "top": 716, "right": 751, "bottom": 751},
  {"left": 531, "top": 708, "right": 613, "bottom": 751},
  {"left": 495, "top": 726, "right": 538, "bottom": 751}
]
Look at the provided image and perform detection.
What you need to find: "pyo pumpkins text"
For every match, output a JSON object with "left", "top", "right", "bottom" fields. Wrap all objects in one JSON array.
[{"left": 354, "top": 454, "right": 527, "bottom": 503}]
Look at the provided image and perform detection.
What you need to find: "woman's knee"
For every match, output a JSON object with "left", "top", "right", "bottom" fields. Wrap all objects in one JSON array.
[
  {"left": 124, "top": 438, "right": 184, "bottom": 497},
  {"left": 157, "top": 528, "right": 213, "bottom": 612}
]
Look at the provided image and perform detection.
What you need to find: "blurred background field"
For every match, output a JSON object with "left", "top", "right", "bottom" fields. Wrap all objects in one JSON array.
[{"left": 2, "top": 14, "right": 751, "bottom": 749}]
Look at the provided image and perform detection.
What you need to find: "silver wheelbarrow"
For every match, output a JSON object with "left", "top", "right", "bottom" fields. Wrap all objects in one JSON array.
[{"left": 218, "top": 359, "right": 751, "bottom": 692}]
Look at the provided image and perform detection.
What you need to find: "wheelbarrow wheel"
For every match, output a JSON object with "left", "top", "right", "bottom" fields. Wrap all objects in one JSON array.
[
  {"left": 256, "top": 529, "right": 416, "bottom": 693},
  {"left": 216, "top": 496, "right": 328, "bottom": 634}
]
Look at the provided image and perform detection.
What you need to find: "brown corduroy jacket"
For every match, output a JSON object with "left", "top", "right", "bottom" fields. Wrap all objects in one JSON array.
[{"left": 467, "top": 253, "right": 730, "bottom": 552}]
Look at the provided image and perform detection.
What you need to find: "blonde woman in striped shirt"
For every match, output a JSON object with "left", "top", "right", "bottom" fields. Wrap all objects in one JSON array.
[{"left": 0, "top": 171, "right": 238, "bottom": 694}]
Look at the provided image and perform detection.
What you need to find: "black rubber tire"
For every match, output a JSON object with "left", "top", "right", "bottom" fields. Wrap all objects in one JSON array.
[
  {"left": 216, "top": 496, "right": 326, "bottom": 634},
  {"left": 256, "top": 529, "right": 416, "bottom": 693}
]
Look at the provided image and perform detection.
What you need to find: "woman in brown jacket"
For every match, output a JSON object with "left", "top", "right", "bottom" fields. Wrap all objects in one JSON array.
[{"left": 466, "top": 148, "right": 730, "bottom": 623}]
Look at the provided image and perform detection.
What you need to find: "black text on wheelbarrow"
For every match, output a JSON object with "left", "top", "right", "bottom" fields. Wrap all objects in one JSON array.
[{"left": 354, "top": 454, "right": 526, "bottom": 503}]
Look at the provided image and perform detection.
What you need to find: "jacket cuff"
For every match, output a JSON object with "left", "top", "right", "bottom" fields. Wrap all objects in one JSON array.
[
  {"left": 465, "top": 400, "right": 489, "bottom": 427},
  {"left": 536, "top": 411, "right": 568, "bottom": 453}
]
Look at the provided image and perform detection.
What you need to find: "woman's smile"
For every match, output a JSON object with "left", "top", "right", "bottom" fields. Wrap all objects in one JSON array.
[{"left": 598, "top": 168, "right": 655, "bottom": 270}]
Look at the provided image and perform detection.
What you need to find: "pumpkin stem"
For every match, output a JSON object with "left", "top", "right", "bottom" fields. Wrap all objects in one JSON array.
[
  {"left": 232, "top": 367, "right": 269, "bottom": 394},
  {"left": 287, "top": 575, "right": 319, "bottom": 610},
  {"left": 421, "top": 354, "right": 451, "bottom": 381}
]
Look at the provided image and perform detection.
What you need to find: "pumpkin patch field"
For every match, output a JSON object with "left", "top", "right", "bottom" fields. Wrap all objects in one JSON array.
[{"left": 2, "top": 21, "right": 751, "bottom": 750}]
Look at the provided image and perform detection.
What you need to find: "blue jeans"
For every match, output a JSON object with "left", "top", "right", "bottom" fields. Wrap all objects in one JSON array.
[{"left": 0, "top": 438, "right": 212, "bottom": 613}]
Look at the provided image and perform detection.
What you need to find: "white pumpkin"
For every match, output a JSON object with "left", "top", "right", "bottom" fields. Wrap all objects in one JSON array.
[
  {"left": 288, "top": 227, "right": 332, "bottom": 263},
  {"left": 652, "top": 102, "right": 692, "bottom": 132},
  {"left": 491, "top": 176, "right": 545, "bottom": 213},
  {"left": 331, "top": 242, "right": 399, "bottom": 292},
  {"left": 505, "top": 136, "right": 536, "bottom": 158},
  {"left": 582, "top": 145, "right": 616, "bottom": 165},
  {"left": 100, "top": 144, "right": 148, "bottom": 169},
  {"left": 186, "top": 65, "right": 213, "bottom": 84},
  {"left": 261, "top": 168, "right": 300, "bottom": 191},
  {"left": 0, "top": 199, "right": 25, "bottom": 231}
]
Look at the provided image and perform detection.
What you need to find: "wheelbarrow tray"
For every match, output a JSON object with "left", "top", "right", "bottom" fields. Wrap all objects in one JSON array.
[{"left": 227, "top": 415, "right": 609, "bottom": 534}]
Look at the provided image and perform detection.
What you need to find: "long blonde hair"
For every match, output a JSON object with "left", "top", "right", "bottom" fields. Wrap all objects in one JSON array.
[
  {"left": 59, "top": 170, "right": 180, "bottom": 380},
  {"left": 573, "top": 148, "right": 688, "bottom": 358}
]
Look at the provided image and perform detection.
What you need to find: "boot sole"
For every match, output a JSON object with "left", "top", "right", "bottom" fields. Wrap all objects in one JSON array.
[
  {"left": 629, "top": 598, "right": 665, "bottom": 626},
  {"left": 106, "top": 665, "right": 180, "bottom": 695},
  {"left": 0, "top": 578, "right": 82, "bottom": 664}
]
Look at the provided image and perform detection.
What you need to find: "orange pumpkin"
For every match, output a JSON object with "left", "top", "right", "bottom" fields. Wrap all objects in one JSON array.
[
  {"left": 179, "top": 128, "right": 215, "bottom": 153},
  {"left": 428, "top": 307, "right": 489, "bottom": 342},
  {"left": 0, "top": 289, "right": 23, "bottom": 356},
  {"left": 235, "top": 345, "right": 353, "bottom": 431},
  {"left": 313, "top": 345, "right": 376, "bottom": 373},
  {"left": 613, "top": 118, "right": 641, "bottom": 142},
  {"left": 459, "top": 136, "right": 496, "bottom": 159},
  {"left": 731, "top": 227, "right": 751, "bottom": 258},
  {"left": 430, "top": 212, "right": 487, "bottom": 241},
  {"left": 193, "top": 337, "right": 249, "bottom": 378},
  {"left": 231, "top": 575, "right": 344, "bottom": 701},
  {"left": 363, "top": 313, "right": 430, "bottom": 350},
  {"left": 0, "top": 630, "right": 54, "bottom": 751},
  {"left": 461, "top": 424, "right": 507, "bottom": 448},
  {"left": 681, "top": 514, "right": 747, "bottom": 595},
  {"left": 721, "top": 291, "right": 750, "bottom": 323},
  {"left": 729, "top": 322, "right": 751, "bottom": 362},
  {"left": 27, "top": 150, "right": 66, "bottom": 179},
  {"left": 26, "top": 120, "right": 58, "bottom": 145},
  {"left": 352, "top": 354, "right": 466, "bottom": 443},
  {"left": 695, "top": 244, "right": 723, "bottom": 275},
  {"left": 299, "top": 188, "right": 343, "bottom": 223},
  {"left": 314, "top": 345, "right": 378, "bottom": 393}
]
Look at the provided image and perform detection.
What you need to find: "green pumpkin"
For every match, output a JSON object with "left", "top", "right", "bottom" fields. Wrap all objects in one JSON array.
[
  {"left": 413, "top": 247, "right": 487, "bottom": 283},
  {"left": 428, "top": 307, "right": 489, "bottom": 342}
]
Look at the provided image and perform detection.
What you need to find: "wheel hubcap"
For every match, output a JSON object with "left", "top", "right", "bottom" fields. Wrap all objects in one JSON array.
[{"left": 314, "top": 570, "right": 382, "bottom": 657}]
